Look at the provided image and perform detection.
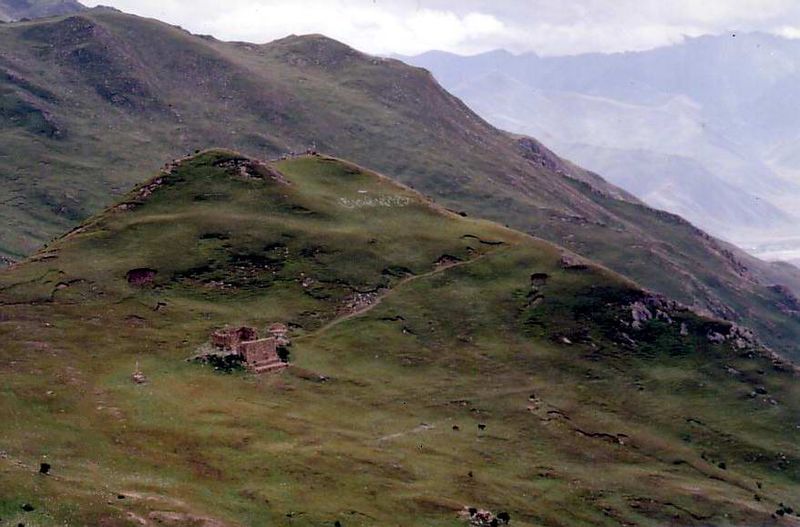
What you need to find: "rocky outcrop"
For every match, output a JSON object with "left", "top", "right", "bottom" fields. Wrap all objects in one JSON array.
[
  {"left": 559, "top": 253, "right": 589, "bottom": 271},
  {"left": 709, "top": 324, "right": 758, "bottom": 350},
  {"left": 624, "top": 292, "right": 761, "bottom": 351},
  {"left": 629, "top": 295, "right": 682, "bottom": 329},
  {"left": 213, "top": 156, "right": 289, "bottom": 184}
]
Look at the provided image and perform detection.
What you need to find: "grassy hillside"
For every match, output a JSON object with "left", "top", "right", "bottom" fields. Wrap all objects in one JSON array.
[
  {"left": 0, "top": 9, "right": 800, "bottom": 360},
  {"left": 1, "top": 151, "right": 798, "bottom": 526}
]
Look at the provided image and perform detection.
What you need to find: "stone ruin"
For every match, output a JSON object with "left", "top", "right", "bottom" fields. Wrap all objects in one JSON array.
[
  {"left": 267, "top": 322, "right": 290, "bottom": 347},
  {"left": 209, "top": 325, "right": 289, "bottom": 374},
  {"left": 210, "top": 326, "right": 258, "bottom": 351}
]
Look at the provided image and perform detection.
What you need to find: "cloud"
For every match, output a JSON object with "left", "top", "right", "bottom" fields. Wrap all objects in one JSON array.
[
  {"left": 82, "top": 0, "right": 510, "bottom": 55},
  {"left": 81, "top": 0, "right": 800, "bottom": 56}
]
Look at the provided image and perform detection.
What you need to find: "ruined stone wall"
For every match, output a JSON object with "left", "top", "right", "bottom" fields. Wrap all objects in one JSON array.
[
  {"left": 238, "top": 338, "right": 278, "bottom": 364},
  {"left": 211, "top": 326, "right": 259, "bottom": 351}
]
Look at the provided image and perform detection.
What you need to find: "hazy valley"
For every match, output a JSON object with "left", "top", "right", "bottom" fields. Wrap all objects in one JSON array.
[{"left": 404, "top": 33, "right": 800, "bottom": 265}]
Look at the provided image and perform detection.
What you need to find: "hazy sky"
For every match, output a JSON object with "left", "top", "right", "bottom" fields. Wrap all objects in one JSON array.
[{"left": 82, "top": 0, "right": 800, "bottom": 56}]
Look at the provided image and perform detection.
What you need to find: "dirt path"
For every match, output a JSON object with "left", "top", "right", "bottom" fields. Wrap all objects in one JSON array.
[
  {"left": 299, "top": 248, "right": 504, "bottom": 342},
  {"left": 377, "top": 422, "right": 436, "bottom": 442}
]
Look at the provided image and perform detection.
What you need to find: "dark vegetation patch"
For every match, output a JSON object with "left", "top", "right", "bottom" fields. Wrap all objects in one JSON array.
[
  {"left": 126, "top": 268, "right": 156, "bottom": 287},
  {"left": 192, "top": 352, "right": 245, "bottom": 373},
  {"left": 530, "top": 273, "right": 549, "bottom": 286},
  {"left": 192, "top": 192, "right": 229, "bottom": 202},
  {"left": 382, "top": 266, "right": 414, "bottom": 278},
  {"left": 0, "top": 89, "right": 62, "bottom": 138},
  {"left": 461, "top": 234, "right": 505, "bottom": 246},
  {"left": 1, "top": 67, "right": 59, "bottom": 103},
  {"left": 518, "top": 284, "right": 707, "bottom": 357},
  {"left": 230, "top": 251, "right": 283, "bottom": 269},
  {"left": 299, "top": 245, "right": 332, "bottom": 258},
  {"left": 198, "top": 232, "right": 230, "bottom": 241},
  {"left": 172, "top": 258, "right": 279, "bottom": 292},
  {"left": 283, "top": 203, "right": 316, "bottom": 215},
  {"left": 30, "top": 188, "right": 86, "bottom": 221}
]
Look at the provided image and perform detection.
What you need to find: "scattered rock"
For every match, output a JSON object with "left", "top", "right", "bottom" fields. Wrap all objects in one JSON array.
[
  {"left": 435, "top": 254, "right": 462, "bottom": 267},
  {"left": 131, "top": 363, "right": 147, "bottom": 384},
  {"left": 707, "top": 331, "right": 726, "bottom": 344},
  {"left": 340, "top": 290, "right": 382, "bottom": 315},
  {"left": 725, "top": 366, "right": 742, "bottom": 376},
  {"left": 630, "top": 301, "right": 652, "bottom": 330},
  {"left": 214, "top": 156, "right": 289, "bottom": 184},
  {"left": 460, "top": 506, "right": 510, "bottom": 526},
  {"left": 559, "top": 253, "right": 589, "bottom": 271}
]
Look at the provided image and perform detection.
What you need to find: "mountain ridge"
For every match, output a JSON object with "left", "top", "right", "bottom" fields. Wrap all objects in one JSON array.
[
  {"left": 401, "top": 32, "right": 800, "bottom": 260},
  {"left": 1, "top": 10, "right": 800, "bottom": 360}
]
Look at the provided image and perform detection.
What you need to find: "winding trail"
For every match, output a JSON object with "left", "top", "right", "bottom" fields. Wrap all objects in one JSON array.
[{"left": 298, "top": 247, "right": 506, "bottom": 342}]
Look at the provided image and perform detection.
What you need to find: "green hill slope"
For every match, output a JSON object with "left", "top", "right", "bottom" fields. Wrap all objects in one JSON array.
[
  {"left": 1, "top": 151, "right": 798, "bottom": 526},
  {"left": 1, "top": 9, "right": 800, "bottom": 359}
]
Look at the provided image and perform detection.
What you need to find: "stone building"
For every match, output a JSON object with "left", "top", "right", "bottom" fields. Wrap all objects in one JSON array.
[
  {"left": 211, "top": 326, "right": 258, "bottom": 351},
  {"left": 267, "top": 323, "right": 290, "bottom": 346},
  {"left": 210, "top": 325, "right": 288, "bottom": 374}
]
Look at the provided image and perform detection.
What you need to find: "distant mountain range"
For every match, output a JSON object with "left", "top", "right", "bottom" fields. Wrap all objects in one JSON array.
[
  {"left": 402, "top": 33, "right": 800, "bottom": 265},
  {"left": 0, "top": 0, "right": 84, "bottom": 21}
]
